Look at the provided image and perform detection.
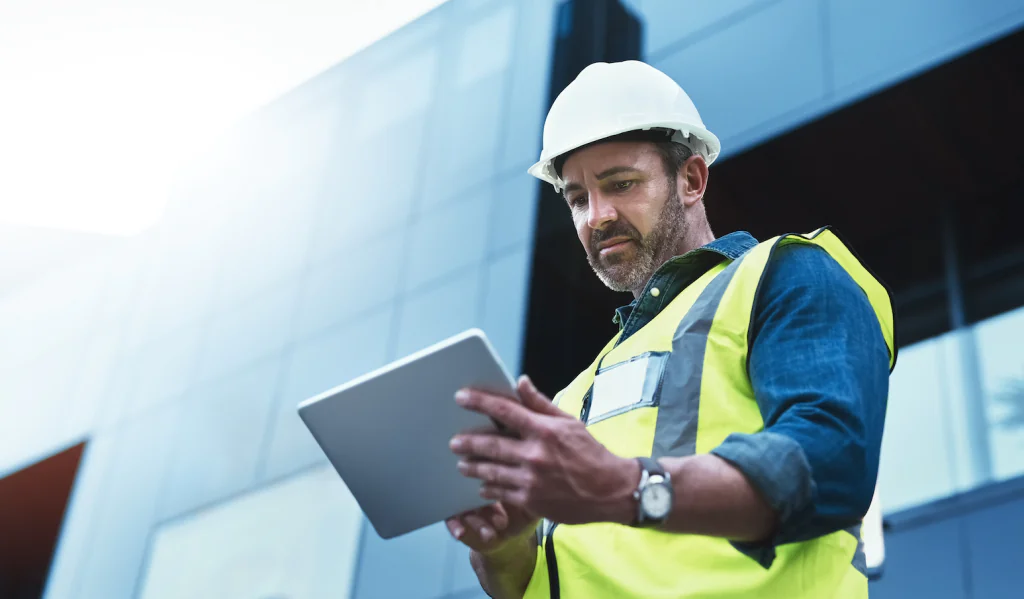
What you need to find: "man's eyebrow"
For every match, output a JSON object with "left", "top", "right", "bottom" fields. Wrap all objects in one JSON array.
[{"left": 562, "top": 166, "right": 640, "bottom": 199}]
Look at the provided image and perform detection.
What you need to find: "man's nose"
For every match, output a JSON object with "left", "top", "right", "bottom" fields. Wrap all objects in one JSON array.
[{"left": 586, "top": 192, "right": 617, "bottom": 231}]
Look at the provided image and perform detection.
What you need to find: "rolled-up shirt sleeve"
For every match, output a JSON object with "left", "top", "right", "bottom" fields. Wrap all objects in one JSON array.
[{"left": 709, "top": 242, "right": 890, "bottom": 568}]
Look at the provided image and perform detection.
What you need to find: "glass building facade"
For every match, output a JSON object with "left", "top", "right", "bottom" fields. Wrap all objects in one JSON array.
[{"left": 0, "top": 1, "right": 1022, "bottom": 597}]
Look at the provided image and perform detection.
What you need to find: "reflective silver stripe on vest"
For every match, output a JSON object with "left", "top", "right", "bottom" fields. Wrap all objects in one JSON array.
[
  {"left": 652, "top": 256, "right": 747, "bottom": 459},
  {"left": 847, "top": 523, "right": 867, "bottom": 577}
]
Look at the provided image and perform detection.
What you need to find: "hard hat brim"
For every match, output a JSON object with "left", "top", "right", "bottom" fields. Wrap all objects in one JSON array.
[{"left": 527, "top": 121, "right": 722, "bottom": 191}]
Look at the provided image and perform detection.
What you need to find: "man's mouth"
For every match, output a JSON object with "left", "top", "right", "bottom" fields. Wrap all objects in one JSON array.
[{"left": 597, "top": 238, "right": 634, "bottom": 256}]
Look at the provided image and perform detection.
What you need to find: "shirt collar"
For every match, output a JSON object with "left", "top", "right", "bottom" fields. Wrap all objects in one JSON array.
[{"left": 611, "top": 231, "right": 758, "bottom": 328}]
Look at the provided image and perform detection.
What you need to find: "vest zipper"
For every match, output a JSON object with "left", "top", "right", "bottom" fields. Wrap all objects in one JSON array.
[{"left": 544, "top": 521, "right": 561, "bottom": 598}]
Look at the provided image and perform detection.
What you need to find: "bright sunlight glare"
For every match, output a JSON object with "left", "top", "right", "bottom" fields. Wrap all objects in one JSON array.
[{"left": 0, "top": 0, "right": 449, "bottom": 236}]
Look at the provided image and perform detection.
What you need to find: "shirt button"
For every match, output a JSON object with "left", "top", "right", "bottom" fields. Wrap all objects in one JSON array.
[{"left": 650, "top": 287, "right": 661, "bottom": 297}]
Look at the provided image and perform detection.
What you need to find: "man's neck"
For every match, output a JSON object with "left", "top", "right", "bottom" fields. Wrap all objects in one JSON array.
[{"left": 630, "top": 225, "right": 716, "bottom": 299}]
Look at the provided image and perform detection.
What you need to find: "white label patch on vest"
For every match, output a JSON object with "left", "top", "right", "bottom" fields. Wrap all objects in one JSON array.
[{"left": 589, "top": 353, "right": 666, "bottom": 423}]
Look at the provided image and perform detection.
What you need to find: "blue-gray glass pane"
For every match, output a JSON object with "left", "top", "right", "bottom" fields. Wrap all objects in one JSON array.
[
  {"left": 131, "top": 227, "right": 220, "bottom": 342},
  {"left": 209, "top": 183, "right": 319, "bottom": 310},
  {"left": 965, "top": 496, "right": 1024, "bottom": 599},
  {"left": 42, "top": 435, "right": 119, "bottom": 599},
  {"left": 354, "top": 521, "right": 450, "bottom": 599},
  {"left": 455, "top": 5, "right": 516, "bottom": 88},
  {"left": 405, "top": 193, "right": 491, "bottom": 291},
  {"left": 197, "top": 280, "right": 299, "bottom": 383},
  {"left": 351, "top": 4, "right": 448, "bottom": 76},
  {"left": 311, "top": 116, "right": 428, "bottom": 255},
  {"left": 974, "top": 306, "right": 1024, "bottom": 482},
  {"left": 356, "top": 50, "right": 439, "bottom": 138},
  {"left": 295, "top": 234, "right": 404, "bottom": 339},
  {"left": 124, "top": 321, "right": 205, "bottom": 419},
  {"left": 640, "top": 0, "right": 764, "bottom": 60},
  {"left": 446, "top": 540, "right": 481, "bottom": 595},
  {"left": 72, "top": 402, "right": 181, "bottom": 599},
  {"left": 157, "top": 355, "right": 283, "bottom": 520},
  {"left": 652, "top": 0, "right": 825, "bottom": 152},
  {"left": 489, "top": 174, "right": 538, "bottom": 254},
  {"left": 482, "top": 245, "right": 531, "bottom": 375},
  {"left": 869, "top": 518, "right": 966, "bottom": 599},
  {"left": 262, "top": 308, "right": 393, "bottom": 481},
  {"left": 1, "top": 344, "right": 78, "bottom": 463},
  {"left": 828, "top": 0, "right": 1024, "bottom": 92},
  {"left": 421, "top": 74, "right": 507, "bottom": 209},
  {"left": 878, "top": 337, "right": 960, "bottom": 512},
  {"left": 499, "top": 0, "right": 558, "bottom": 169},
  {"left": 61, "top": 328, "right": 119, "bottom": 440},
  {"left": 394, "top": 270, "right": 483, "bottom": 358}
]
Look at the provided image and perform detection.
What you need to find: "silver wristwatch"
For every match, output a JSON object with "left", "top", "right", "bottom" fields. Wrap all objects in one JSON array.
[{"left": 633, "top": 457, "right": 673, "bottom": 527}]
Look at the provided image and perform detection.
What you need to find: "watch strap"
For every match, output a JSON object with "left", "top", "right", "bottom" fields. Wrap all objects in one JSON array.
[
  {"left": 633, "top": 456, "right": 670, "bottom": 528},
  {"left": 637, "top": 456, "right": 665, "bottom": 478}
]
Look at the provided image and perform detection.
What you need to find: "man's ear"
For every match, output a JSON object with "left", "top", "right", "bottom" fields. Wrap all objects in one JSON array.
[{"left": 678, "top": 155, "right": 709, "bottom": 207}]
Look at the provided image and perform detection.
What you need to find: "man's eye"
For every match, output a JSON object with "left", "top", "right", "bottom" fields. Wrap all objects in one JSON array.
[
  {"left": 613, "top": 180, "right": 633, "bottom": 191},
  {"left": 569, "top": 195, "right": 587, "bottom": 208}
]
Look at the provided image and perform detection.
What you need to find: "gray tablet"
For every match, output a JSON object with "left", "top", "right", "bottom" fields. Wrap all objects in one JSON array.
[{"left": 297, "top": 328, "right": 517, "bottom": 539}]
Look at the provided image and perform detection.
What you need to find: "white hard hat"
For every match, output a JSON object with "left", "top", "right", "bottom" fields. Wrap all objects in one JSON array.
[{"left": 528, "top": 60, "right": 721, "bottom": 191}]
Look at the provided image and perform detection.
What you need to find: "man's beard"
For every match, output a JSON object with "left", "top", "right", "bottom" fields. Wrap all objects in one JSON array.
[{"left": 586, "top": 192, "right": 687, "bottom": 293}]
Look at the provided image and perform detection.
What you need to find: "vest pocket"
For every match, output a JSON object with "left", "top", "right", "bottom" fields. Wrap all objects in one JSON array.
[{"left": 586, "top": 352, "right": 668, "bottom": 425}]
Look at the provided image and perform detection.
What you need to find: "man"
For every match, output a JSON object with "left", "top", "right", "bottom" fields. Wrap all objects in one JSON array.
[{"left": 446, "top": 61, "right": 895, "bottom": 598}]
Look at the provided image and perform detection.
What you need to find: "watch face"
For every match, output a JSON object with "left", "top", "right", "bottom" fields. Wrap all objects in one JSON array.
[{"left": 642, "top": 482, "right": 672, "bottom": 519}]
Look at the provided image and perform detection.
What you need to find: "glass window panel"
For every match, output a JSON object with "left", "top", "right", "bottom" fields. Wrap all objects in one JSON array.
[
  {"left": 829, "top": 0, "right": 1024, "bottom": 92},
  {"left": 158, "top": 356, "right": 284, "bottom": 520},
  {"left": 489, "top": 173, "right": 538, "bottom": 254},
  {"left": 405, "top": 192, "right": 491, "bottom": 291},
  {"left": 61, "top": 328, "right": 120, "bottom": 441},
  {"left": 353, "top": 522, "right": 449, "bottom": 599},
  {"left": 878, "top": 337, "right": 961, "bottom": 512},
  {"left": 312, "top": 116, "right": 428, "bottom": 254},
  {"left": 356, "top": 50, "right": 438, "bottom": 138},
  {"left": 498, "top": 0, "right": 558, "bottom": 169},
  {"left": 39, "top": 435, "right": 119, "bottom": 599},
  {"left": 394, "top": 270, "right": 483, "bottom": 358},
  {"left": 652, "top": 0, "right": 824, "bottom": 151},
  {"left": 132, "top": 227, "right": 221, "bottom": 343},
  {"left": 139, "top": 466, "right": 362, "bottom": 599},
  {"left": 198, "top": 281, "right": 299, "bottom": 383},
  {"left": 482, "top": 246, "right": 531, "bottom": 375},
  {"left": 262, "top": 308, "right": 393, "bottom": 481},
  {"left": 974, "top": 305, "right": 1024, "bottom": 482},
  {"left": 639, "top": 0, "right": 762, "bottom": 60},
  {"left": 73, "top": 402, "right": 182, "bottom": 599},
  {"left": 447, "top": 540, "right": 482, "bottom": 594},
  {"left": 295, "top": 235, "right": 404, "bottom": 340},
  {"left": 964, "top": 497, "right": 1024, "bottom": 598},
  {"left": 455, "top": 6, "right": 516, "bottom": 88},
  {"left": 127, "top": 322, "right": 206, "bottom": 418},
  {"left": 420, "top": 74, "right": 506, "bottom": 208}
]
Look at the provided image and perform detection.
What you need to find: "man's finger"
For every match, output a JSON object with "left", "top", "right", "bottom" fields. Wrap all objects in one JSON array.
[
  {"left": 517, "top": 375, "right": 567, "bottom": 417},
  {"left": 456, "top": 389, "right": 542, "bottom": 434},
  {"left": 463, "top": 512, "right": 495, "bottom": 543},
  {"left": 446, "top": 517, "right": 465, "bottom": 540},
  {"left": 450, "top": 433, "right": 530, "bottom": 463},
  {"left": 483, "top": 503, "right": 509, "bottom": 531},
  {"left": 481, "top": 485, "right": 528, "bottom": 507},
  {"left": 457, "top": 459, "right": 530, "bottom": 488}
]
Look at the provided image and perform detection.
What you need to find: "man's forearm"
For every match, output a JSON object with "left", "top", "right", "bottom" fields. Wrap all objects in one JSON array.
[
  {"left": 663, "top": 453, "right": 777, "bottom": 540},
  {"left": 469, "top": 535, "right": 537, "bottom": 599},
  {"left": 612, "top": 453, "right": 777, "bottom": 541}
]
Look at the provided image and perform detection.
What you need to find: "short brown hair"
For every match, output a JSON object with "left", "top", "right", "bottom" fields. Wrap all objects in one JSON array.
[{"left": 554, "top": 128, "right": 694, "bottom": 188}]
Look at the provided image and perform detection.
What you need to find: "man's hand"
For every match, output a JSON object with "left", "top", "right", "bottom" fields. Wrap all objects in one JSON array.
[
  {"left": 445, "top": 501, "right": 538, "bottom": 555},
  {"left": 450, "top": 376, "right": 640, "bottom": 526}
]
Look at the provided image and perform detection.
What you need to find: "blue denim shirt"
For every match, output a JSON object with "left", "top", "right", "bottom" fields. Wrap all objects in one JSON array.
[{"left": 612, "top": 231, "right": 890, "bottom": 568}]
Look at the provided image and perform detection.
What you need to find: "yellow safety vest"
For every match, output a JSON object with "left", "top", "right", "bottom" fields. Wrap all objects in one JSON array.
[{"left": 522, "top": 228, "right": 896, "bottom": 599}]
